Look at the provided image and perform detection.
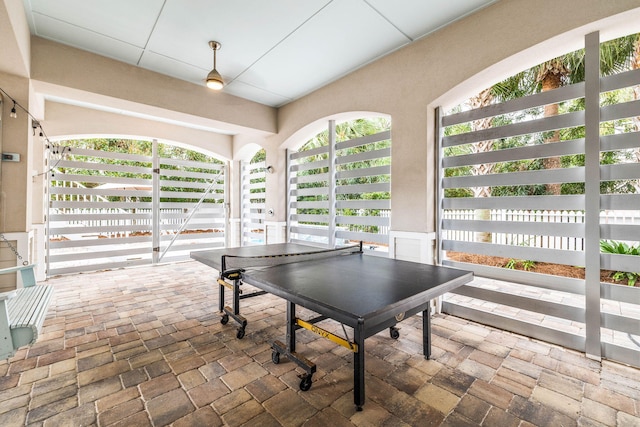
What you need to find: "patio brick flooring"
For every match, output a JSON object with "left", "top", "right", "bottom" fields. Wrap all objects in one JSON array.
[{"left": 0, "top": 261, "right": 638, "bottom": 426}]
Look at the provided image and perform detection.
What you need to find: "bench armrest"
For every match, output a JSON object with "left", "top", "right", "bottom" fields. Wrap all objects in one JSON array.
[
  {"left": 0, "top": 264, "right": 36, "bottom": 274},
  {"left": 0, "top": 291, "right": 17, "bottom": 301},
  {"left": 0, "top": 264, "right": 37, "bottom": 287}
]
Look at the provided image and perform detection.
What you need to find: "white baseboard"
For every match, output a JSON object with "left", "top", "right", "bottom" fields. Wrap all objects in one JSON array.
[{"left": 388, "top": 230, "right": 436, "bottom": 264}]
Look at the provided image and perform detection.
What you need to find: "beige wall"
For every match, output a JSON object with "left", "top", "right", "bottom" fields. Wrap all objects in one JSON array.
[
  {"left": 2, "top": 0, "right": 640, "bottom": 254},
  {"left": 30, "top": 37, "right": 278, "bottom": 139},
  {"left": 42, "top": 102, "right": 235, "bottom": 161},
  {"left": 0, "top": 72, "right": 33, "bottom": 232},
  {"left": 0, "top": 0, "right": 30, "bottom": 78}
]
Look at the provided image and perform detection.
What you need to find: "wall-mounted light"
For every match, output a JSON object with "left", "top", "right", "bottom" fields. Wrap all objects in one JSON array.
[
  {"left": 206, "top": 41, "right": 224, "bottom": 90},
  {"left": 32, "top": 119, "right": 45, "bottom": 141},
  {"left": 0, "top": 86, "right": 62, "bottom": 177}
]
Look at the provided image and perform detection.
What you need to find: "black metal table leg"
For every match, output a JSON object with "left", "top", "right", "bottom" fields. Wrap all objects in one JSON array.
[
  {"left": 232, "top": 278, "right": 241, "bottom": 316},
  {"left": 423, "top": 307, "right": 431, "bottom": 360},
  {"left": 353, "top": 322, "right": 365, "bottom": 411},
  {"left": 218, "top": 275, "right": 247, "bottom": 337},
  {"left": 287, "top": 301, "right": 296, "bottom": 353},
  {"left": 218, "top": 274, "right": 225, "bottom": 314},
  {"left": 271, "top": 301, "right": 316, "bottom": 391},
  {"left": 232, "top": 278, "right": 246, "bottom": 338}
]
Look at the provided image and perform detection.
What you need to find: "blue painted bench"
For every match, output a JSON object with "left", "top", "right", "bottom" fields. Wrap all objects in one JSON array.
[{"left": 0, "top": 265, "right": 53, "bottom": 359}]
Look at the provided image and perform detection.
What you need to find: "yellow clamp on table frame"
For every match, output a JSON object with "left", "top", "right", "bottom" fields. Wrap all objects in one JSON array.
[
  {"left": 296, "top": 318, "right": 358, "bottom": 353},
  {"left": 217, "top": 278, "right": 235, "bottom": 290},
  {"left": 218, "top": 269, "right": 243, "bottom": 292}
]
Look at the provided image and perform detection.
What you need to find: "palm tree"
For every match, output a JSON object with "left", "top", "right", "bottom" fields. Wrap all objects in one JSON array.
[
  {"left": 466, "top": 33, "right": 638, "bottom": 194},
  {"left": 537, "top": 58, "right": 570, "bottom": 195},
  {"left": 295, "top": 118, "right": 391, "bottom": 223},
  {"left": 466, "top": 75, "right": 534, "bottom": 242},
  {"left": 459, "top": 34, "right": 639, "bottom": 243},
  {"left": 531, "top": 35, "right": 637, "bottom": 194},
  {"left": 467, "top": 88, "right": 495, "bottom": 242}
]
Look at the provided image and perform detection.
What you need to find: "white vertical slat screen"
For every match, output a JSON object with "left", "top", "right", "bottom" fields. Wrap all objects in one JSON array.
[
  {"left": 288, "top": 122, "right": 391, "bottom": 253},
  {"left": 48, "top": 143, "right": 225, "bottom": 275}
]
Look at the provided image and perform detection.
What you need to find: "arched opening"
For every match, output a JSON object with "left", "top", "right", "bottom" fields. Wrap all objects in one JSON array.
[
  {"left": 47, "top": 137, "right": 227, "bottom": 275},
  {"left": 287, "top": 116, "right": 391, "bottom": 252},
  {"left": 437, "top": 30, "right": 640, "bottom": 367}
]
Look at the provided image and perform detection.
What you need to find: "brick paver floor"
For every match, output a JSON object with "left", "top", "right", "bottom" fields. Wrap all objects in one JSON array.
[{"left": 0, "top": 261, "right": 638, "bottom": 426}]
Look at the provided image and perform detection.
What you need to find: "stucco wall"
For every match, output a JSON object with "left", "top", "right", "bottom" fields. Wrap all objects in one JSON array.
[
  {"left": 42, "top": 102, "right": 234, "bottom": 161},
  {"left": 0, "top": 72, "right": 32, "bottom": 232},
  {"left": 30, "top": 37, "right": 278, "bottom": 139}
]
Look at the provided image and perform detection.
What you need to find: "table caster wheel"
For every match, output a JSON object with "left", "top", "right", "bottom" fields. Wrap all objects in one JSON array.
[
  {"left": 220, "top": 314, "right": 229, "bottom": 325},
  {"left": 271, "top": 351, "right": 280, "bottom": 364},
  {"left": 299, "top": 375, "right": 312, "bottom": 391},
  {"left": 236, "top": 327, "right": 245, "bottom": 339},
  {"left": 390, "top": 326, "right": 400, "bottom": 340}
]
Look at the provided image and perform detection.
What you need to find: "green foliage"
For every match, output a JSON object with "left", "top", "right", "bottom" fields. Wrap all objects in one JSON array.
[
  {"left": 442, "top": 32, "right": 640, "bottom": 199},
  {"left": 251, "top": 149, "right": 266, "bottom": 163},
  {"left": 295, "top": 118, "right": 391, "bottom": 234},
  {"left": 610, "top": 271, "right": 639, "bottom": 287},
  {"left": 599, "top": 240, "right": 640, "bottom": 286},
  {"left": 54, "top": 138, "right": 224, "bottom": 203},
  {"left": 336, "top": 117, "right": 391, "bottom": 142},
  {"left": 600, "top": 240, "right": 640, "bottom": 256},
  {"left": 505, "top": 259, "right": 517, "bottom": 269},
  {"left": 505, "top": 259, "right": 536, "bottom": 271}
]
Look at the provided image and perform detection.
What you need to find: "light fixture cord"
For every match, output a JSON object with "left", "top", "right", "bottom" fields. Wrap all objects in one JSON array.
[{"left": 0, "top": 86, "right": 71, "bottom": 177}]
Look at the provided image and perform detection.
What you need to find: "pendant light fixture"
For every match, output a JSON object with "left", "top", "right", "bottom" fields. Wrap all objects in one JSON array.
[{"left": 206, "top": 41, "right": 224, "bottom": 90}]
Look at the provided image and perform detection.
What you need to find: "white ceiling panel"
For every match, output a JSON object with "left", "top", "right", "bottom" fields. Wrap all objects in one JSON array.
[
  {"left": 28, "top": 0, "right": 164, "bottom": 48},
  {"left": 137, "top": 50, "right": 208, "bottom": 85},
  {"left": 22, "top": 0, "right": 500, "bottom": 108},
  {"left": 366, "top": 0, "right": 498, "bottom": 40},
  {"left": 145, "top": 0, "right": 332, "bottom": 77},
  {"left": 236, "top": 0, "right": 411, "bottom": 99},
  {"left": 30, "top": 13, "right": 145, "bottom": 65}
]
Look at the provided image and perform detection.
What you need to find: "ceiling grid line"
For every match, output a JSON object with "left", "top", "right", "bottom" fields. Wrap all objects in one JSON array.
[
  {"left": 228, "top": 1, "right": 335, "bottom": 89},
  {"left": 362, "top": 0, "right": 415, "bottom": 42},
  {"left": 136, "top": 0, "right": 169, "bottom": 66}
]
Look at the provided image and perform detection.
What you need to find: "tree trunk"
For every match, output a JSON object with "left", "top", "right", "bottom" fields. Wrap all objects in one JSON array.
[
  {"left": 541, "top": 71, "right": 563, "bottom": 195},
  {"left": 469, "top": 88, "right": 494, "bottom": 243}
]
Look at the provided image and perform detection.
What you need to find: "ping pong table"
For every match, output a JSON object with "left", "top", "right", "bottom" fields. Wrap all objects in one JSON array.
[{"left": 190, "top": 242, "right": 473, "bottom": 410}]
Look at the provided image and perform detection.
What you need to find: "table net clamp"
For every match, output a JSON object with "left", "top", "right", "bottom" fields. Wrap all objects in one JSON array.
[{"left": 217, "top": 245, "right": 363, "bottom": 340}]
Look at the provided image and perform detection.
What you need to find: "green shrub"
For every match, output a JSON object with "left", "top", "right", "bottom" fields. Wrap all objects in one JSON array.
[
  {"left": 505, "top": 259, "right": 536, "bottom": 271},
  {"left": 599, "top": 240, "right": 640, "bottom": 286}
]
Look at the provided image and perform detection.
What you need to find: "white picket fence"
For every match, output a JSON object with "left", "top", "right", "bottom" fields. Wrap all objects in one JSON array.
[
  {"left": 443, "top": 209, "right": 640, "bottom": 250},
  {"left": 49, "top": 180, "right": 204, "bottom": 238}
]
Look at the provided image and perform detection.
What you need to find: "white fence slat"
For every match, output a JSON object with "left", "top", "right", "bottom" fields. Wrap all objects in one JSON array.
[
  {"left": 241, "top": 161, "right": 266, "bottom": 245},
  {"left": 48, "top": 147, "right": 226, "bottom": 273},
  {"left": 442, "top": 208, "right": 640, "bottom": 250}
]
